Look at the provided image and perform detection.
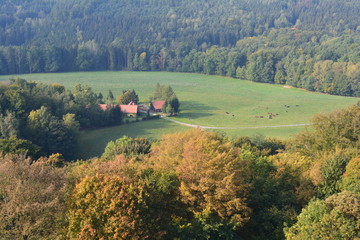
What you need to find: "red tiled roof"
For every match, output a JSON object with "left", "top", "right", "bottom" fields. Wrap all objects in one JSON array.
[
  {"left": 152, "top": 100, "right": 165, "bottom": 110},
  {"left": 120, "top": 105, "right": 138, "bottom": 114},
  {"left": 98, "top": 104, "right": 139, "bottom": 114},
  {"left": 99, "top": 104, "right": 118, "bottom": 111}
]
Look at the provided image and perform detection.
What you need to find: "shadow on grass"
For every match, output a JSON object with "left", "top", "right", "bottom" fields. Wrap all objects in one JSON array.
[
  {"left": 179, "top": 100, "right": 218, "bottom": 119},
  {"left": 74, "top": 118, "right": 187, "bottom": 160}
]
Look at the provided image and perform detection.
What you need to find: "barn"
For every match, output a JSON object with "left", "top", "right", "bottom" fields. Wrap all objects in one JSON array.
[{"left": 150, "top": 100, "right": 166, "bottom": 112}]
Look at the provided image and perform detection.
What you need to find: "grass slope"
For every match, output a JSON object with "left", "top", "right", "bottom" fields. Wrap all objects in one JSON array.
[
  {"left": 75, "top": 119, "right": 187, "bottom": 160},
  {"left": 1, "top": 71, "right": 358, "bottom": 159}
]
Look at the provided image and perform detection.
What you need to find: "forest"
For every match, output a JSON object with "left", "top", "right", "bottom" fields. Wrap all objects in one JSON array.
[{"left": 0, "top": 0, "right": 359, "bottom": 96}]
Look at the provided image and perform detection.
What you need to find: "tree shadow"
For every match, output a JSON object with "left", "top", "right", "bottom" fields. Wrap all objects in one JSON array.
[
  {"left": 179, "top": 100, "right": 218, "bottom": 119},
  {"left": 75, "top": 118, "right": 187, "bottom": 160}
]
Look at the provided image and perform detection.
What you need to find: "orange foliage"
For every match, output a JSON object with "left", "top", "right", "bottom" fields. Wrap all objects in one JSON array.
[{"left": 149, "top": 129, "right": 251, "bottom": 227}]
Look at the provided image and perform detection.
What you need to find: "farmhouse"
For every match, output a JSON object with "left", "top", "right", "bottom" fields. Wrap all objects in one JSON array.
[
  {"left": 119, "top": 104, "right": 139, "bottom": 117},
  {"left": 98, "top": 104, "right": 117, "bottom": 111},
  {"left": 151, "top": 100, "right": 166, "bottom": 112},
  {"left": 98, "top": 103, "right": 139, "bottom": 117}
]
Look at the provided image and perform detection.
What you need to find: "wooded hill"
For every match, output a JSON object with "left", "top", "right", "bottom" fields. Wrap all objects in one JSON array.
[
  {"left": 1, "top": 0, "right": 359, "bottom": 47},
  {"left": 0, "top": 0, "right": 359, "bottom": 96}
]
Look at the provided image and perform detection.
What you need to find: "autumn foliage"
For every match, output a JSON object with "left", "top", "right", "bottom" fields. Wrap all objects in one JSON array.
[{"left": 0, "top": 105, "right": 359, "bottom": 239}]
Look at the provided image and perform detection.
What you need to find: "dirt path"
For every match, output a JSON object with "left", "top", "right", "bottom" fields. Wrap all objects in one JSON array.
[{"left": 162, "top": 117, "right": 311, "bottom": 130}]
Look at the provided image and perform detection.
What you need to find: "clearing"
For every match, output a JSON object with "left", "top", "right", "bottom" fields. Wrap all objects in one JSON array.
[{"left": 1, "top": 71, "right": 358, "bottom": 159}]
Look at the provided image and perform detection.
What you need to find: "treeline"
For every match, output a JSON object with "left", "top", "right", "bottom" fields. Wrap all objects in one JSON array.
[
  {"left": 0, "top": 79, "right": 122, "bottom": 159},
  {"left": 0, "top": 104, "right": 359, "bottom": 239},
  {"left": 0, "top": 30, "right": 359, "bottom": 96},
  {"left": 0, "top": 0, "right": 360, "bottom": 97}
]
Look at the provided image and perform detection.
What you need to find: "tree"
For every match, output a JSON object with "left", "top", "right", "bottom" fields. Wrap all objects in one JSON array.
[
  {"left": 0, "top": 136, "right": 40, "bottom": 159},
  {"left": 67, "top": 169, "right": 183, "bottom": 239},
  {"left": 0, "top": 155, "right": 67, "bottom": 239},
  {"left": 116, "top": 89, "right": 139, "bottom": 105},
  {"left": 246, "top": 50, "right": 276, "bottom": 83},
  {"left": 285, "top": 192, "right": 360, "bottom": 240},
  {"left": 340, "top": 156, "right": 360, "bottom": 194},
  {"left": 150, "top": 129, "right": 251, "bottom": 229},
  {"left": 3, "top": 87, "right": 27, "bottom": 116},
  {"left": 106, "top": 90, "right": 115, "bottom": 104},
  {"left": 101, "top": 136, "right": 152, "bottom": 160},
  {"left": 63, "top": 113, "right": 80, "bottom": 136},
  {"left": 153, "top": 84, "right": 180, "bottom": 113},
  {"left": 318, "top": 151, "right": 354, "bottom": 198},
  {"left": 73, "top": 84, "right": 98, "bottom": 107},
  {"left": 0, "top": 111, "right": 19, "bottom": 138},
  {"left": 290, "top": 105, "right": 360, "bottom": 156},
  {"left": 26, "top": 106, "right": 77, "bottom": 158},
  {"left": 44, "top": 46, "right": 64, "bottom": 72}
]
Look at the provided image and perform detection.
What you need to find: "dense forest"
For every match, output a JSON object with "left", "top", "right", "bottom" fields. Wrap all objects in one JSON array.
[
  {"left": 0, "top": 0, "right": 359, "bottom": 96},
  {"left": 0, "top": 104, "right": 359, "bottom": 239}
]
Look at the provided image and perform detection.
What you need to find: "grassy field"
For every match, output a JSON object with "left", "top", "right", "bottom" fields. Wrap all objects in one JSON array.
[
  {"left": 75, "top": 119, "right": 188, "bottom": 159},
  {"left": 1, "top": 71, "right": 358, "bottom": 159}
]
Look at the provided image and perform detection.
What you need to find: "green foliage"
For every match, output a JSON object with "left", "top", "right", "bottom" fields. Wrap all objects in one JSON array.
[
  {"left": 243, "top": 153, "right": 300, "bottom": 240},
  {"left": 116, "top": 89, "right": 139, "bottom": 105},
  {"left": 177, "top": 211, "right": 240, "bottom": 240},
  {"left": 62, "top": 113, "right": 80, "bottom": 136},
  {"left": 318, "top": 151, "right": 354, "bottom": 198},
  {"left": 101, "top": 136, "right": 152, "bottom": 160},
  {"left": 0, "top": 136, "right": 40, "bottom": 159},
  {"left": 341, "top": 156, "right": 360, "bottom": 194},
  {"left": 1, "top": 1, "right": 359, "bottom": 96},
  {"left": 0, "top": 111, "right": 18, "bottom": 138},
  {"left": 246, "top": 50, "right": 276, "bottom": 83},
  {"left": 153, "top": 83, "right": 180, "bottom": 114},
  {"left": 106, "top": 90, "right": 114, "bottom": 104},
  {"left": 285, "top": 192, "right": 360, "bottom": 240},
  {"left": 290, "top": 105, "right": 360, "bottom": 156},
  {"left": 73, "top": 84, "right": 98, "bottom": 107},
  {"left": 27, "top": 106, "right": 77, "bottom": 158}
]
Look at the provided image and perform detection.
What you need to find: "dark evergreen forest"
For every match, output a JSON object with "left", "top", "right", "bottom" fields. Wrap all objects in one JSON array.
[{"left": 0, "top": 0, "right": 359, "bottom": 96}]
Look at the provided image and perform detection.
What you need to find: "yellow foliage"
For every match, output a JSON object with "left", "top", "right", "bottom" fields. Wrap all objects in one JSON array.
[
  {"left": 148, "top": 129, "right": 251, "bottom": 227},
  {"left": 139, "top": 52, "right": 147, "bottom": 59}
]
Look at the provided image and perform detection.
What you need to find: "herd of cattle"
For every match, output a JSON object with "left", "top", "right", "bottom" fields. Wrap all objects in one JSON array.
[{"left": 225, "top": 104, "right": 300, "bottom": 119}]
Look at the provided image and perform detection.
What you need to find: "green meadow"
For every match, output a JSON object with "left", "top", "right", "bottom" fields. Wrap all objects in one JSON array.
[{"left": 1, "top": 71, "right": 358, "bottom": 159}]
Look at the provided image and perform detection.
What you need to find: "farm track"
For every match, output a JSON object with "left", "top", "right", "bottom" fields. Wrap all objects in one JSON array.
[{"left": 163, "top": 117, "right": 311, "bottom": 129}]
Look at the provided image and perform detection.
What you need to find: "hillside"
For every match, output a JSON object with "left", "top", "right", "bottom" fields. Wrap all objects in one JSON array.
[
  {"left": 1, "top": 0, "right": 359, "bottom": 47},
  {"left": 1, "top": 71, "right": 358, "bottom": 159},
  {"left": 0, "top": 0, "right": 359, "bottom": 96}
]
